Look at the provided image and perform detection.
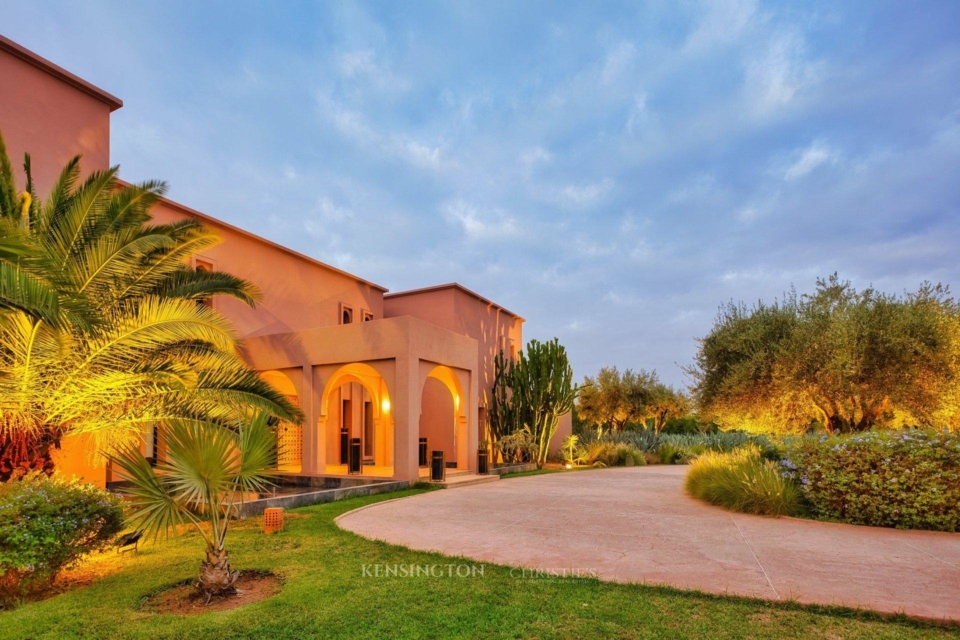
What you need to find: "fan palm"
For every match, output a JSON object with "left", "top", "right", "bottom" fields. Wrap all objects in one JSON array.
[
  {"left": 0, "top": 130, "right": 301, "bottom": 479},
  {"left": 109, "top": 412, "right": 278, "bottom": 600}
]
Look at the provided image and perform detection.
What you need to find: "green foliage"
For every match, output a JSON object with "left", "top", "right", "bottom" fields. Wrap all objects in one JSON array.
[
  {"left": 0, "top": 130, "right": 300, "bottom": 479},
  {"left": 0, "top": 473, "right": 124, "bottom": 606},
  {"left": 786, "top": 430, "right": 960, "bottom": 531},
  {"left": 573, "top": 429, "right": 776, "bottom": 466},
  {"left": 688, "top": 274, "right": 960, "bottom": 434},
  {"left": 491, "top": 339, "right": 577, "bottom": 469},
  {"left": 685, "top": 447, "right": 805, "bottom": 517},
  {"left": 577, "top": 366, "right": 689, "bottom": 433},
  {"left": 108, "top": 412, "right": 278, "bottom": 598}
]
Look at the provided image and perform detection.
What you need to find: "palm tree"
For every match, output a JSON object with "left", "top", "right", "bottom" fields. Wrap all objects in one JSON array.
[
  {"left": 0, "top": 130, "right": 300, "bottom": 480},
  {"left": 109, "top": 412, "right": 278, "bottom": 600}
]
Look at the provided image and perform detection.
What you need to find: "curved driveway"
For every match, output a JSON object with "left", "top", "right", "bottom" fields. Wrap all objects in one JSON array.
[{"left": 337, "top": 465, "right": 960, "bottom": 621}]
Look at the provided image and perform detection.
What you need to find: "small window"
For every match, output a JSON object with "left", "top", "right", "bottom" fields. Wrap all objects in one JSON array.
[
  {"left": 362, "top": 310, "right": 374, "bottom": 322},
  {"left": 340, "top": 304, "right": 354, "bottom": 325},
  {"left": 195, "top": 259, "right": 214, "bottom": 309}
]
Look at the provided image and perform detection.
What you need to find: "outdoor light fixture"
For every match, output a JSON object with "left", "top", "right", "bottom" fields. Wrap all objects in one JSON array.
[
  {"left": 381, "top": 398, "right": 390, "bottom": 413},
  {"left": 349, "top": 438, "right": 362, "bottom": 474},
  {"left": 419, "top": 437, "right": 428, "bottom": 467},
  {"left": 478, "top": 448, "right": 489, "bottom": 475},
  {"left": 565, "top": 463, "right": 573, "bottom": 469},
  {"left": 431, "top": 450, "right": 445, "bottom": 482}
]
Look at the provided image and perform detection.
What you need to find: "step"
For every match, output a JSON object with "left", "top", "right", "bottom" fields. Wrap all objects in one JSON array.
[{"left": 428, "top": 473, "right": 500, "bottom": 489}]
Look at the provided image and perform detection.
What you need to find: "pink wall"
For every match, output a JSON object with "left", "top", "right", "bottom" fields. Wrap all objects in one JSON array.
[
  {"left": 419, "top": 378, "right": 455, "bottom": 464},
  {"left": 0, "top": 36, "right": 116, "bottom": 195},
  {"left": 149, "top": 199, "right": 386, "bottom": 337}
]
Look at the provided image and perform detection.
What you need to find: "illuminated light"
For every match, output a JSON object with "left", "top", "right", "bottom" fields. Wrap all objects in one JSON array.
[
  {"left": 454, "top": 395, "right": 460, "bottom": 411},
  {"left": 381, "top": 398, "right": 390, "bottom": 413},
  {"left": 565, "top": 463, "right": 573, "bottom": 469}
]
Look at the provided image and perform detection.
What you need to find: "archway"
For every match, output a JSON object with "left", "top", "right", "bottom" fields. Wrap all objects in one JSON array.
[
  {"left": 320, "top": 363, "right": 393, "bottom": 476},
  {"left": 420, "top": 365, "right": 468, "bottom": 472},
  {"left": 260, "top": 370, "right": 301, "bottom": 472}
]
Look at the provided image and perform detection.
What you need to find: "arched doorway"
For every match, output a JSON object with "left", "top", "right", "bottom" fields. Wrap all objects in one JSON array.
[
  {"left": 420, "top": 365, "right": 468, "bottom": 473},
  {"left": 320, "top": 363, "right": 393, "bottom": 476},
  {"left": 260, "top": 370, "right": 301, "bottom": 472}
]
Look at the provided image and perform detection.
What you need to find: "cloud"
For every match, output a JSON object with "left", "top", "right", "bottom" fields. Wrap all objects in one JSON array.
[
  {"left": 442, "top": 199, "right": 519, "bottom": 241},
  {"left": 784, "top": 140, "right": 839, "bottom": 180},
  {"left": 318, "top": 94, "right": 443, "bottom": 169},
  {"left": 602, "top": 41, "right": 637, "bottom": 84},
  {"left": 558, "top": 179, "right": 614, "bottom": 207},
  {"left": 518, "top": 147, "right": 552, "bottom": 167},
  {"left": 684, "top": 0, "right": 758, "bottom": 54},
  {"left": 744, "top": 32, "right": 822, "bottom": 116},
  {"left": 337, "top": 49, "right": 410, "bottom": 93}
]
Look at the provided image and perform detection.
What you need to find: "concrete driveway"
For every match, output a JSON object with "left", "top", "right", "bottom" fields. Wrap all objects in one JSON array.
[{"left": 337, "top": 465, "right": 960, "bottom": 621}]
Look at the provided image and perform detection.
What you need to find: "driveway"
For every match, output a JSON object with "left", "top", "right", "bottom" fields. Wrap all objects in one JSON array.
[{"left": 337, "top": 465, "right": 960, "bottom": 621}]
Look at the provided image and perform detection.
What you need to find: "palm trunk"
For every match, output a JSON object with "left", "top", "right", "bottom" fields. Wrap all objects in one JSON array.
[
  {"left": 0, "top": 432, "right": 57, "bottom": 482},
  {"left": 198, "top": 546, "right": 239, "bottom": 602}
]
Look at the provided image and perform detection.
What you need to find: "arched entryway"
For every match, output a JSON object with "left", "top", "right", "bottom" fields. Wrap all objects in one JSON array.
[
  {"left": 320, "top": 363, "right": 393, "bottom": 476},
  {"left": 420, "top": 365, "right": 468, "bottom": 473},
  {"left": 260, "top": 370, "right": 302, "bottom": 472}
]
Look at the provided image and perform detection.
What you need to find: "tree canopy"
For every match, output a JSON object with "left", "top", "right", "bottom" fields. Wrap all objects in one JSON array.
[
  {"left": 688, "top": 274, "right": 960, "bottom": 433},
  {"left": 0, "top": 131, "right": 300, "bottom": 479},
  {"left": 577, "top": 366, "right": 688, "bottom": 434}
]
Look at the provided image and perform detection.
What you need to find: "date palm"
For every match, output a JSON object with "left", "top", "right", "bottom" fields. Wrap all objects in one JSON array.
[
  {"left": 109, "top": 413, "right": 278, "bottom": 600},
  {"left": 0, "top": 130, "right": 300, "bottom": 479}
]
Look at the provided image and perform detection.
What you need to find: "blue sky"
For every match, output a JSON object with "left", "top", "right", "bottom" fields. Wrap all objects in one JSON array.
[{"left": 5, "top": 1, "right": 960, "bottom": 387}]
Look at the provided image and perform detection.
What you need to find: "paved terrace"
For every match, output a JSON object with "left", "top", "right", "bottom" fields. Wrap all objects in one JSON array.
[{"left": 337, "top": 465, "right": 960, "bottom": 622}]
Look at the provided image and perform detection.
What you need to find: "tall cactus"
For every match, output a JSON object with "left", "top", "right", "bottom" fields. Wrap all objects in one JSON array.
[{"left": 511, "top": 338, "right": 578, "bottom": 468}]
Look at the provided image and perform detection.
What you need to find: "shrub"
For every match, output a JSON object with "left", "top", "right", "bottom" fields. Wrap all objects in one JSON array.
[
  {"left": 787, "top": 430, "right": 960, "bottom": 531},
  {"left": 685, "top": 447, "right": 805, "bottom": 516},
  {"left": 572, "top": 441, "right": 645, "bottom": 467},
  {"left": 0, "top": 473, "right": 124, "bottom": 607}
]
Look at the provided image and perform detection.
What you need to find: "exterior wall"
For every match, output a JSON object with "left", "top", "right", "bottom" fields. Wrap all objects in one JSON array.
[
  {"left": 241, "top": 316, "right": 480, "bottom": 482},
  {"left": 150, "top": 199, "right": 385, "bottom": 338},
  {"left": 0, "top": 37, "right": 114, "bottom": 195},
  {"left": 420, "top": 378, "right": 456, "bottom": 466},
  {"left": 384, "top": 286, "right": 524, "bottom": 450}
]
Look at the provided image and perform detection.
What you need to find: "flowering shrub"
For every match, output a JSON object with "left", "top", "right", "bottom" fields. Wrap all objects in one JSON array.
[
  {"left": 785, "top": 430, "right": 960, "bottom": 532},
  {"left": 0, "top": 473, "right": 124, "bottom": 606}
]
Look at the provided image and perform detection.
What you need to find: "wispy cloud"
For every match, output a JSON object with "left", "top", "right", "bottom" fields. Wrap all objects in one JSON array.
[{"left": 784, "top": 140, "right": 839, "bottom": 180}]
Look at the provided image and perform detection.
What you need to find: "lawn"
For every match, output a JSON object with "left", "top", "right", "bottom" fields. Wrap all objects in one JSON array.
[{"left": 2, "top": 489, "right": 957, "bottom": 640}]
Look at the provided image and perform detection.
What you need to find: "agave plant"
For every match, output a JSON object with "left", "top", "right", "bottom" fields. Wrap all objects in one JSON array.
[
  {"left": 0, "top": 130, "right": 300, "bottom": 479},
  {"left": 109, "top": 413, "right": 278, "bottom": 600}
]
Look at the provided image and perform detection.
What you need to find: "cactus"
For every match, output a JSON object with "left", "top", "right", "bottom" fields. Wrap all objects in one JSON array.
[{"left": 510, "top": 338, "right": 578, "bottom": 469}]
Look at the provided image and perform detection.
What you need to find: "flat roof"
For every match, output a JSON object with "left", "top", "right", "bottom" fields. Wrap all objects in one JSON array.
[
  {"left": 122, "top": 182, "right": 389, "bottom": 292},
  {"left": 385, "top": 283, "right": 524, "bottom": 320},
  {"left": 0, "top": 35, "right": 123, "bottom": 111}
]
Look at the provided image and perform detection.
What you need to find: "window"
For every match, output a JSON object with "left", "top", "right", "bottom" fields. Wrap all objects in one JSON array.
[
  {"left": 362, "top": 310, "right": 374, "bottom": 322},
  {"left": 145, "top": 424, "right": 159, "bottom": 466},
  {"left": 195, "top": 259, "right": 214, "bottom": 309},
  {"left": 340, "top": 303, "right": 354, "bottom": 325},
  {"left": 363, "top": 400, "right": 375, "bottom": 460}
]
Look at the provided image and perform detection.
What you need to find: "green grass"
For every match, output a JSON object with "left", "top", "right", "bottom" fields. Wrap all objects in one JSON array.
[{"left": 2, "top": 489, "right": 955, "bottom": 639}]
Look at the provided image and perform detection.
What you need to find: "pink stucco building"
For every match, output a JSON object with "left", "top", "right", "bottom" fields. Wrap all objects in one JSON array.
[{"left": 0, "top": 35, "right": 570, "bottom": 486}]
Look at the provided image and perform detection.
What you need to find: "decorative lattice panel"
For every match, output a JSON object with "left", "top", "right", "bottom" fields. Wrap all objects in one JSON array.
[
  {"left": 277, "top": 422, "right": 302, "bottom": 470},
  {"left": 263, "top": 507, "right": 284, "bottom": 534}
]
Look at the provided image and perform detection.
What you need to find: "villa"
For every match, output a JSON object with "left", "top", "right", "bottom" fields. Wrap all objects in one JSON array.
[{"left": 0, "top": 35, "right": 570, "bottom": 487}]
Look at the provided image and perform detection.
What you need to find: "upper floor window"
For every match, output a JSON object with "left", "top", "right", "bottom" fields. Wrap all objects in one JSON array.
[
  {"left": 195, "top": 259, "right": 214, "bottom": 309},
  {"left": 362, "top": 310, "right": 374, "bottom": 322},
  {"left": 340, "top": 303, "right": 354, "bottom": 325}
]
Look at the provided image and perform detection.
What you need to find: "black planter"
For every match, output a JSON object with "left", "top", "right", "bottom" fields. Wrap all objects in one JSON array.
[
  {"left": 340, "top": 426, "right": 349, "bottom": 465},
  {"left": 431, "top": 450, "right": 445, "bottom": 482},
  {"left": 348, "top": 437, "right": 362, "bottom": 474},
  {"left": 419, "top": 437, "right": 428, "bottom": 467},
  {"left": 478, "top": 449, "right": 489, "bottom": 475}
]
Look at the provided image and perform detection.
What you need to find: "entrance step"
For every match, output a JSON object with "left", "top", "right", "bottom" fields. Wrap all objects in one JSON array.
[{"left": 428, "top": 473, "right": 500, "bottom": 489}]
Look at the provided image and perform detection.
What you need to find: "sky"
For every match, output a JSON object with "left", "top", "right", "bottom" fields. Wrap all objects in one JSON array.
[{"left": 4, "top": 1, "right": 960, "bottom": 387}]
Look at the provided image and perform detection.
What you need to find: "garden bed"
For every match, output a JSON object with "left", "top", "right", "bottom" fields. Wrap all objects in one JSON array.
[{"left": 144, "top": 570, "right": 282, "bottom": 615}]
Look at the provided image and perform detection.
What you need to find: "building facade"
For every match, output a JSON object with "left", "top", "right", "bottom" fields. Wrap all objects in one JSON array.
[{"left": 0, "top": 35, "right": 570, "bottom": 486}]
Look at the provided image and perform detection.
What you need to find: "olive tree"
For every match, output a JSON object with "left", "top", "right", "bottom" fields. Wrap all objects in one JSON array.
[
  {"left": 688, "top": 274, "right": 960, "bottom": 433},
  {"left": 577, "top": 367, "right": 688, "bottom": 434}
]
